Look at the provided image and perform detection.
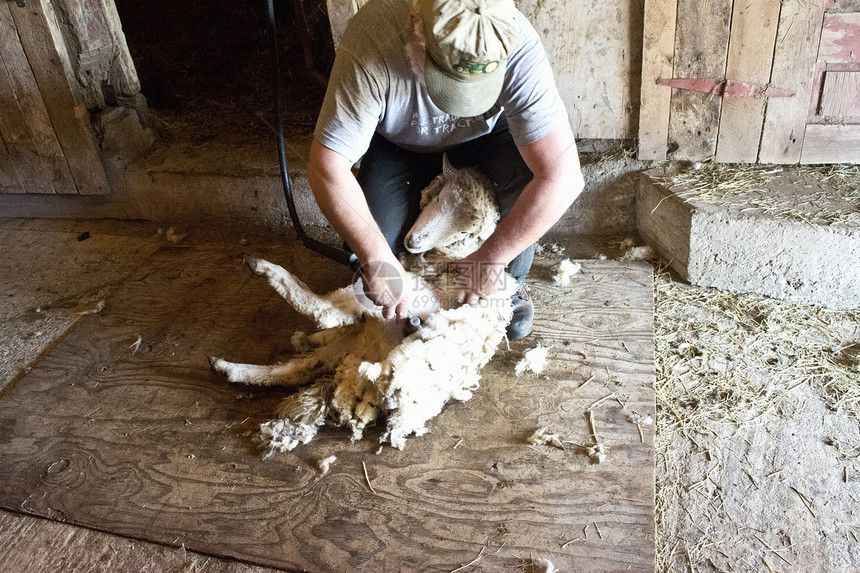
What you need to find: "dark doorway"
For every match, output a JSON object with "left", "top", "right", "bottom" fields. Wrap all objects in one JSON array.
[{"left": 114, "top": 0, "right": 332, "bottom": 147}]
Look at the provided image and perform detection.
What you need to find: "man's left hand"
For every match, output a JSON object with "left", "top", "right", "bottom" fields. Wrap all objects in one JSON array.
[{"left": 445, "top": 253, "right": 507, "bottom": 308}]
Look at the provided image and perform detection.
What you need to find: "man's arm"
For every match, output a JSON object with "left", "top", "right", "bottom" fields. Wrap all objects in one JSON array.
[
  {"left": 307, "top": 138, "right": 410, "bottom": 320},
  {"left": 454, "top": 120, "right": 584, "bottom": 303}
]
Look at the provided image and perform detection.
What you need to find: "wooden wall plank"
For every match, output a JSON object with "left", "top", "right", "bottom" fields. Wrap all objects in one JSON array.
[
  {"left": 715, "top": 0, "right": 781, "bottom": 163},
  {"left": 667, "top": 0, "right": 732, "bottom": 162},
  {"left": 0, "top": 3, "right": 75, "bottom": 195},
  {"left": 519, "top": 0, "right": 643, "bottom": 140},
  {"left": 326, "top": 0, "right": 369, "bottom": 48},
  {"left": 820, "top": 70, "right": 860, "bottom": 116},
  {"left": 9, "top": 0, "right": 110, "bottom": 195},
  {"left": 800, "top": 123, "right": 860, "bottom": 163},
  {"left": 827, "top": 0, "right": 860, "bottom": 11},
  {"left": 759, "top": 0, "right": 828, "bottom": 164},
  {"left": 638, "top": 0, "right": 678, "bottom": 160},
  {"left": 819, "top": 12, "right": 860, "bottom": 63}
]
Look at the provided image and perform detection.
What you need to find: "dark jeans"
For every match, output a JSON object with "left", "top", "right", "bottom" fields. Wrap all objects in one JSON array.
[{"left": 355, "top": 114, "right": 534, "bottom": 283}]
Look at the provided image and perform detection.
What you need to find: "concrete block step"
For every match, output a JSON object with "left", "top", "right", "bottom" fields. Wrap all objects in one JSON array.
[{"left": 637, "top": 165, "right": 860, "bottom": 310}]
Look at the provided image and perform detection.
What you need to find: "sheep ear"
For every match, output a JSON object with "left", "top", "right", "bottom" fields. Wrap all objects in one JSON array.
[{"left": 441, "top": 153, "right": 455, "bottom": 176}]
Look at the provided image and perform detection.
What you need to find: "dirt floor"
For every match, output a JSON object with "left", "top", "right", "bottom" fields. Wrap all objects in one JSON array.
[{"left": 652, "top": 265, "right": 860, "bottom": 572}]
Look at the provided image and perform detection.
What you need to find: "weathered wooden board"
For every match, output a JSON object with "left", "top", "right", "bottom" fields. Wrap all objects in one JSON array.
[
  {"left": 0, "top": 219, "right": 165, "bottom": 392},
  {"left": 7, "top": 0, "right": 110, "bottom": 195},
  {"left": 800, "top": 123, "right": 860, "bottom": 163},
  {"left": 760, "top": 0, "right": 829, "bottom": 163},
  {"left": 0, "top": 246, "right": 656, "bottom": 572},
  {"left": 0, "top": 2, "right": 76, "bottom": 195},
  {"left": 667, "top": 0, "right": 732, "bottom": 162},
  {"left": 828, "top": 0, "right": 860, "bottom": 12},
  {"left": 49, "top": 0, "right": 141, "bottom": 108},
  {"left": 638, "top": 0, "right": 678, "bottom": 161},
  {"left": 819, "top": 12, "right": 860, "bottom": 63},
  {"left": 0, "top": 220, "right": 277, "bottom": 573},
  {"left": 518, "top": 0, "right": 643, "bottom": 140},
  {"left": 715, "top": 0, "right": 781, "bottom": 163},
  {"left": 0, "top": 509, "right": 280, "bottom": 573},
  {"left": 326, "top": 0, "right": 369, "bottom": 48},
  {"left": 819, "top": 70, "right": 860, "bottom": 117},
  {"left": 0, "top": 136, "right": 16, "bottom": 193}
]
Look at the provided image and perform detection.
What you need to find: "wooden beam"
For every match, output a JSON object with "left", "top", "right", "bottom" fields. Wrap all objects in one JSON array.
[
  {"left": 0, "top": 2, "right": 75, "bottom": 194},
  {"left": 759, "top": 0, "right": 828, "bottom": 164},
  {"left": 638, "top": 0, "right": 677, "bottom": 160},
  {"left": 49, "top": 0, "right": 142, "bottom": 108},
  {"left": 9, "top": 0, "right": 110, "bottom": 195},
  {"left": 715, "top": 0, "right": 781, "bottom": 163},
  {"left": 667, "top": 0, "right": 732, "bottom": 162}
]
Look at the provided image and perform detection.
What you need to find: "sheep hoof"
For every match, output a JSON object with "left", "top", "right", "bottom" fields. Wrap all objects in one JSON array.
[
  {"left": 242, "top": 254, "right": 262, "bottom": 275},
  {"left": 209, "top": 356, "right": 225, "bottom": 372}
]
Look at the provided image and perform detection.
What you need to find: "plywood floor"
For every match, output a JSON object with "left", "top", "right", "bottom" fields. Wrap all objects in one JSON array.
[{"left": 0, "top": 219, "right": 656, "bottom": 572}]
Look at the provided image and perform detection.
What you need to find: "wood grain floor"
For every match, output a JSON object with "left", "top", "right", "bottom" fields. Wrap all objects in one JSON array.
[{"left": 0, "top": 232, "right": 655, "bottom": 572}]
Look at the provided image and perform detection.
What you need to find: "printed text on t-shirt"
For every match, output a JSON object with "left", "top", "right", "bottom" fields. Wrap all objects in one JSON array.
[{"left": 410, "top": 113, "right": 478, "bottom": 136}]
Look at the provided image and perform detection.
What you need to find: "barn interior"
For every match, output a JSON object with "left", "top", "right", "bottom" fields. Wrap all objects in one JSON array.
[{"left": 1, "top": 1, "right": 859, "bottom": 572}]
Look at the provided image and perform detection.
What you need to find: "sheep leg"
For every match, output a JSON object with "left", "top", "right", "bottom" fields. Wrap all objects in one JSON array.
[
  {"left": 209, "top": 355, "right": 323, "bottom": 386},
  {"left": 209, "top": 325, "right": 360, "bottom": 386},
  {"left": 243, "top": 255, "right": 360, "bottom": 329}
]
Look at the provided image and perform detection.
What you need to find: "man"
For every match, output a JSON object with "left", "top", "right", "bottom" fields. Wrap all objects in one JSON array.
[{"left": 307, "top": 0, "right": 584, "bottom": 339}]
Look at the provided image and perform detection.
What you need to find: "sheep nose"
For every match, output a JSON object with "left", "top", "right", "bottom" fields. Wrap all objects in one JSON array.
[
  {"left": 404, "top": 237, "right": 420, "bottom": 253},
  {"left": 404, "top": 233, "right": 420, "bottom": 252}
]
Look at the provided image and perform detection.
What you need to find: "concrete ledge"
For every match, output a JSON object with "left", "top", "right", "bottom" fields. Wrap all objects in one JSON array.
[
  {"left": 0, "top": 138, "right": 650, "bottom": 241},
  {"left": 637, "top": 168, "right": 860, "bottom": 310},
  {"left": 0, "top": 138, "right": 326, "bottom": 234}
]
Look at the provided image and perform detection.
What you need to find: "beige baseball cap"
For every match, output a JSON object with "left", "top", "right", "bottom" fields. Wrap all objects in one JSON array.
[{"left": 421, "top": 0, "right": 519, "bottom": 118}]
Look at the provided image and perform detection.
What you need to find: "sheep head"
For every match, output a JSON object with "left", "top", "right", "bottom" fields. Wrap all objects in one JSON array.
[{"left": 403, "top": 154, "right": 500, "bottom": 259}]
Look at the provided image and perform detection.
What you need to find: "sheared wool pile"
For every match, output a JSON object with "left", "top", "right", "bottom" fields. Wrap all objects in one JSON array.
[
  {"left": 552, "top": 259, "right": 582, "bottom": 286},
  {"left": 258, "top": 290, "right": 514, "bottom": 452},
  {"left": 212, "top": 266, "right": 515, "bottom": 453},
  {"left": 515, "top": 343, "right": 549, "bottom": 376}
]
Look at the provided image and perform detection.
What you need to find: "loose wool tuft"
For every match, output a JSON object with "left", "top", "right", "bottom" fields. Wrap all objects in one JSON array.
[
  {"left": 210, "top": 161, "right": 517, "bottom": 453},
  {"left": 553, "top": 259, "right": 582, "bottom": 287},
  {"left": 515, "top": 343, "right": 550, "bottom": 376}
]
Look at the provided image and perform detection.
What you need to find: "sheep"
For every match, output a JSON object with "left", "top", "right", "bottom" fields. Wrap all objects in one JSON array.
[{"left": 209, "top": 156, "right": 514, "bottom": 453}]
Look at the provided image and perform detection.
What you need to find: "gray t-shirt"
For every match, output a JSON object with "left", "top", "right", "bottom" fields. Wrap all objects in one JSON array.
[{"left": 314, "top": 0, "right": 567, "bottom": 164}]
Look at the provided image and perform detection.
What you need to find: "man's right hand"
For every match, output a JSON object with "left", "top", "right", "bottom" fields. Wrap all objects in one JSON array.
[
  {"left": 360, "top": 257, "right": 410, "bottom": 320},
  {"left": 307, "top": 140, "right": 411, "bottom": 320}
]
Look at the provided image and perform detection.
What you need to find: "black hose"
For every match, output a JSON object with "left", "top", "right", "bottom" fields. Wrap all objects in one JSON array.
[
  {"left": 264, "top": 0, "right": 420, "bottom": 332},
  {"left": 264, "top": 0, "right": 359, "bottom": 271}
]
